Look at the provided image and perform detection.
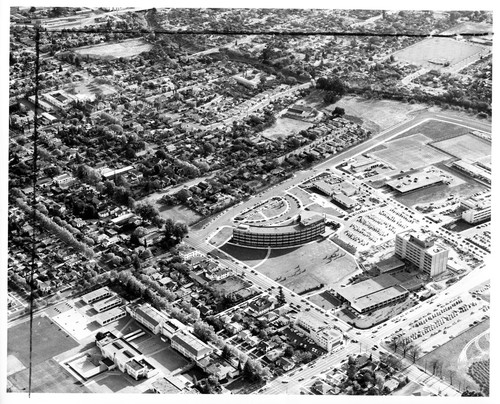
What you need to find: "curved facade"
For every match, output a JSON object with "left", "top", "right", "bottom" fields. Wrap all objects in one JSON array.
[{"left": 232, "top": 213, "right": 325, "bottom": 248}]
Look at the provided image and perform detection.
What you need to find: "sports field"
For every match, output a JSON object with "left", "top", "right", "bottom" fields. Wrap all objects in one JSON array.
[
  {"left": 431, "top": 134, "right": 491, "bottom": 162},
  {"left": 8, "top": 359, "right": 90, "bottom": 393},
  {"left": 74, "top": 38, "right": 152, "bottom": 59},
  {"left": 393, "top": 37, "right": 484, "bottom": 69},
  {"left": 8, "top": 315, "right": 79, "bottom": 368},
  {"left": 254, "top": 239, "right": 358, "bottom": 293},
  {"left": 417, "top": 319, "right": 489, "bottom": 394},
  {"left": 370, "top": 133, "right": 449, "bottom": 171}
]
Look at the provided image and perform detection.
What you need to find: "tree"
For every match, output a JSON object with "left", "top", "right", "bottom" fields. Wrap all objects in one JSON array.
[
  {"left": 277, "top": 287, "right": 286, "bottom": 306},
  {"left": 332, "top": 107, "right": 345, "bottom": 117},
  {"left": 409, "top": 345, "right": 421, "bottom": 363},
  {"left": 176, "top": 188, "right": 191, "bottom": 203},
  {"left": 135, "top": 202, "right": 160, "bottom": 222}
]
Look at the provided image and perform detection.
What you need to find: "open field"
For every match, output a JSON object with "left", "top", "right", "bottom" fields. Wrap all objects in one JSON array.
[
  {"left": 331, "top": 96, "right": 426, "bottom": 134},
  {"left": 219, "top": 243, "right": 268, "bottom": 267},
  {"left": 74, "top": 38, "right": 152, "bottom": 59},
  {"left": 260, "top": 117, "right": 313, "bottom": 141},
  {"left": 253, "top": 239, "right": 358, "bottom": 293},
  {"left": 159, "top": 204, "right": 203, "bottom": 225},
  {"left": 416, "top": 319, "right": 489, "bottom": 393},
  {"left": 431, "top": 134, "right": 491, "bottom": 161},
  {"left": 393, "top": 119, "right": 473, "bottom": 142},
  {"left": 8, "top": 359, "right": 90, "bottom": 393},
  {"left": 370, "top": 134, "right": 450, "bottom": 171},
  {"left": 8, "top": 315, "right": 79, "bottom": 368},
  {"left": 210, "top": 226, "right": 234, "bottom": 247},
  {"left": 441, "top": 22, "right": 493, "bottom": 35},
  {"left": 211, "top": 275, "right": 252, "bottom": 295},
  {"left": 392, "top": 37, "right": 485, "bottom": 69}
]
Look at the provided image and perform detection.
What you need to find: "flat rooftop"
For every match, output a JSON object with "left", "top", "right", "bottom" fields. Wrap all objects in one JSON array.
[
  {"left": 351, "top": 285, "right": 408, "bottom": 312},
  {"left": 387, "top": 172, "right": 442, "bottom": 193},
  {"left": 236, "top": 212, "right": 323, "bottom": 234},
  {"left": 334, "top": 273, "right": 401, "bottom": 303}
]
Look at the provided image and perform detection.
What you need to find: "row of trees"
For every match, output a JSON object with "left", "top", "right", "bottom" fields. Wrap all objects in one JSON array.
[{"left": 16, "top": 198, "right": 94, "bottom": 259}]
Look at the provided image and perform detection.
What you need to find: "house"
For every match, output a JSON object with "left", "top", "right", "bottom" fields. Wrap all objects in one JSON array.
[
  {"left": 276, "top": 357, "right": 295, "bottom": 371},
  {"left": 312, "top": 380, "right": 332, "bottom": 395}
]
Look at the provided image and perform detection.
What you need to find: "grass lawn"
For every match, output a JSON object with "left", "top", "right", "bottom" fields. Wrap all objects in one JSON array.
[
  {"left": 158, "top": 204, "right": 203, "bottom": 225},
  {"left": 393, "top": 119, "right": 471, "bottom": 142},
  {"left": 288, "top": 187, "right": 315, "bottom": 207},
  {"left": 416, "top": 319, "right": 489, "bottom": 393},
  {"left": 307, "top": 292, "right": 342, "bottom": 310},
  {"left": 8, "top": 315, "right": 79, "bottom": 368},
  {"left": 255, "top": 239, "right": 358, "bottom": 293},
  {"left": 151, "top": 346, "right": 189, "bottom": 372},
  {"left": 210, "top": 226, "right": 234, "bottom": 247},
  {"left": 8, "top": 359, "right": 90, "bottom": 393},
  {"left": 219, "top": 243, "right": 268, "bottom": 267},
  {"left": 91, "top": 373, "right": 141, "bottom": 393}
]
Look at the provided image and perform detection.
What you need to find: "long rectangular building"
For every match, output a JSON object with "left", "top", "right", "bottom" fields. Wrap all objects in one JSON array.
[
  {"left": 461, "top": 192, "right": 491, "bottom": 224},
  {"left": 82, "top": 286, "right": 114, "bottom": 305},
  {"left": 331, "top": 273, "right": 409, "bottom": 314}
]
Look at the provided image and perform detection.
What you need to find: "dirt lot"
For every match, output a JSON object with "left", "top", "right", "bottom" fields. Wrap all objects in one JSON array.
[
  {"left": 260, "top": 117, "right": 313, "bottom": 141},
  {"left": 74, "top": 38, "right": 152, "bottom": 59}
]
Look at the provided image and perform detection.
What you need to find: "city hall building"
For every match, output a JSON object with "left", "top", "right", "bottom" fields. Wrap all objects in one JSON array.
[{"left": 232, "top": 212, "right": 325, "bottom": 248}]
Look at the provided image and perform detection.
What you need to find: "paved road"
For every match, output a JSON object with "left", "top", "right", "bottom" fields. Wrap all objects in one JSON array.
[{"left": 183, "top": 108, "right": 489, "bottom": 395}]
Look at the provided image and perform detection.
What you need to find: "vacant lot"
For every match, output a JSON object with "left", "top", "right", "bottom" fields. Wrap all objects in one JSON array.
[
  {"left": 431, "top": 134, "right": 491, "bottom": 162},
  {"left": 260, "top": 117, "right": 313, "bottom": 141},
  {"left": 159, "top": 204, "right": 203, "bottom": 225},
  {"left": 219, "top": 243, "right": 268, "bottom": 267},
  {"left": 74, "top": 38, "right": 152, "bottom": 59},
  {"left": 255, "top": 240, "right": 358, "bottom": 293},
  {"left": 370, "top": 134, "right": 450, "bottom": 171},
  {"left": 417, "top": 319, "right": 489, "bottom": 393},
  {"left": 395, "top": 119, "right": 473, "bottom": 142},
  {"left": 8, "top": 315, "right": 79, "bottom": 368},
  {"left": 393, "top": 37, "right": 484, "bottom": 68},
  {"left": 211, "top": 275, "right": 251, "bottom": 295},
  {"left": 8, "top": 359, "right": 90, "bottom": 393},
  {"left": 332, "top": 96, "right": 426, "bottom": 134}
]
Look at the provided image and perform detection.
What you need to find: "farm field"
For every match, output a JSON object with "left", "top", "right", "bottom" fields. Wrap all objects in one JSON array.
[
  {"left": 74, "top": 38, "right": 152, "bottom": 59},
  {"left": 370, "top": 133, "right": 450, "bottom": 171},
  {"left": 416, "top": 319, "right": 490, "bottom": 394},
  {"left": 8, "top": 315, "right": 79, "bottom": 368},
  {"left": 431, "top": 134, "right": 491, "bottom": 161},
  {"left": 253, "top": 239, "right": 358, "bottom": 294},
  {"left": 392, "top": 37, "right": 485, "bottom": 69}
]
